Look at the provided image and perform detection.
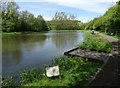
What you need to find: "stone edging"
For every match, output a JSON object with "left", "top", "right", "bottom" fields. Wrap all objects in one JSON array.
[{"left": 64, "top": 48, "right": 110, "bottom": 63}]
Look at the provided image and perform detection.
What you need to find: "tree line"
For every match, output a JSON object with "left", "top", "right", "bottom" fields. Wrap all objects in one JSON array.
[
  {"left": 1, "top": 1, "right": 119, "bottom": 34},
  {"left": 1, "top": 2, "right": 48, "bottom": 32},
  {"left": 1, "top": 2, "right": 81, "bottom": 32},
  {"left": 47, "top": 12, "right": 82, "bottom": 30},
  {"left": 80, "top": 1, "right": 120, "bottom": 35}
]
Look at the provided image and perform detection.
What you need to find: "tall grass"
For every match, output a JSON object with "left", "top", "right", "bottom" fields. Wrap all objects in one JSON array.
[
  {"left": 2, "top": 56, "right": 103, "bottom": 87},
  {"left": 2, "top": 76, "right": 16, "bottom": 87},
  {"left": 79, "top": 32, "right": 112, "bottom": 52},
  {"left": 24, "top": 56, "right": 103, "bottom": 86},
  {"left": 20, "top": 68, "right": 43, "bottom": 85}
]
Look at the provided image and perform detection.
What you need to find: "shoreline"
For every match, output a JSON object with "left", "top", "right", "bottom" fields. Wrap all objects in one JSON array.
[
  {"left": 64, "top": 31, "right": 119, "bottom": 86},
  {"left": 1, "top": 30, "right": 119, "bottom": 86}
]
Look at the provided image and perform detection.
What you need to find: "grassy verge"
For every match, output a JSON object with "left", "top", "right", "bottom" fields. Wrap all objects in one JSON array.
[
  {"left": 113, "top": 35, "right": 120, "bottom": 39},
  {"left": 2, "top": 56, "right": 103, "bottom": 87},
  {"left": 1, "top": 31, "right": 48, "bottom": 35},
  {"left": 97, "top": 31, "right": 120, "bottom": 40},
  {"left": 1, "top": 32, "right": 22, "bottom": 35},
  {"left": 79, "top": 31, "right": 112, "bottom": 52},
  {"left": 50, "top": 30, "right": 81, "bottom": 32},
  {"left": 1, "top": 30, "right": 81, "bottom": 34}
]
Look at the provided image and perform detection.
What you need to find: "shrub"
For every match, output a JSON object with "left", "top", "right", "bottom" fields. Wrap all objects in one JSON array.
[
  {"left": 79, "top": 33, "right": 112, "bottom": 52},
  {"left": 2, "top": 76, "right": 16, "bottom": 87},
  {"left": 20, "top": 68, "right": 42, "bottom": 84}
]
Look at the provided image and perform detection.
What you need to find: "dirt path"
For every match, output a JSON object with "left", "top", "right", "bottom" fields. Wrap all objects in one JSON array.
[
  {"left": 86, "top": 32, "right": 120, "bottom": 87},
  {"left": 98, "top": 32, "right": 119, "bottom": 42}
]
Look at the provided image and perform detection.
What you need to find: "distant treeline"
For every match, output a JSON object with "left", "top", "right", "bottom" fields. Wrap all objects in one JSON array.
[
  {"left": 1, "top": 2, "right": 81, "bottom": 32},
  {"left": 1, "top": 1, "right": 120, "bottom": 34},
  {"left": 47, "top": 12, "right": 82, "bottom": 30},
  {"left": 1, "top": 2, "right": 48, "bottom": 32},
  {"left": 80, "top": 1, "right": 120, "bottom": 35}
]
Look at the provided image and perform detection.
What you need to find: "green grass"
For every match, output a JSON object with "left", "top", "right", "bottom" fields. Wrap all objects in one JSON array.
[
  {"left": 50, "top": 30, "right": 80, "bottom": 32},
  {"left": 1, "top": 32, "right": 22, "bottom": 35},
  {"left": 2, "top": 56, "right": 103, "bottom": 87},
  {"left": 79, "top": 32, "right": 112, "bottom": 52},
  {"left": 23, "top": 56, "right": 103, "bottom": 87},
  {"left": 112, "top": 35, "right": 120, "bottom": 39}
]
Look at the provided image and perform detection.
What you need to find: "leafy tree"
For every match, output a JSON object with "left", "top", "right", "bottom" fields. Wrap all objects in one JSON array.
[
  {"left": 32, "top": 15, "right": 48, "bottom": 32},
  {"left": 18, "top": 10, "right": 34, "bottom": 31},
  {"left": 2, "top": 2, "right": 19, "bottom": 32},
  {"left": 80, "top": 1, "right": 120, "bottom": 35},
  {"left": 48, "top": 12, "right": 81, "bottom": 30},
  {"left": 1, "top": 1, "right": 48, "bottom": 32}
]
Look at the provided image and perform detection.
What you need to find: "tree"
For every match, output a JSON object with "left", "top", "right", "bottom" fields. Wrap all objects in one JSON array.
[
  {"left": 49, "top": 12, "right": 81, "bottom": 30},
  {"left": 2, "top": 2, "right": 19, "bottom": 32},
  {"left": 32, "top": 15, "right": 48, "bottom": 32},
  {"left": 1, "top": 1, "right": 48, "bottom": 32},
  {"left": 80, "top": 1, "right": 120, "bottom": 35},
  {"left": 18, "top": 10, "right": 34, "bottom": 31}
]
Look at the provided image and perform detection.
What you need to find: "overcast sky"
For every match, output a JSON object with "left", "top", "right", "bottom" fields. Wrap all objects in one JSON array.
[{"left": 14, "top": 0, "right": 118, "bottom": 22}]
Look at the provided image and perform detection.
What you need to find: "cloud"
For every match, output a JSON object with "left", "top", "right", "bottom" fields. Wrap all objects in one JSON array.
[
  {"left": 13, "top": 0, "right": 118, "bottom": 22},
  {"left": 14, "top": 0, "right": 118, "bottom": 2},
  {"left": 77, "top": 17, "right": 92, "bottom": 23},
  {"left": 14, "top": 0, "right": 118, "bottom": 13},
  {"left": 43, "top": 16, "right": 52, "bottom": 21}
]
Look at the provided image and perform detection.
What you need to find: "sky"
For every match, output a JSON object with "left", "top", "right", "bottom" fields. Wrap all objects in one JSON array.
[{"left": 12, "top": 0, "right": 119, "bottom": 23}]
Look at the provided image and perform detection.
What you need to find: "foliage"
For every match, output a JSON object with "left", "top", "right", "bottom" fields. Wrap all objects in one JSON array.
[
  {"left": 79, "top": 32, "right": 112, "bottom": 52},
  {"left": 20, "top": 68, "right": 42, "bottom": 85},
  {"left": 24, "top": 56, "right": 102, "bottom": 86},
  {"left": 80, "top": 1, "right": 120, "bottom": 36},
  {"left": 1, "top": 76, "right": 16, "bottom": 87},
  {"left": 1, "top": 2, "right": 81, "bottom": 32},
  {"left": 2, "top": 56, "right": 103, "bottom": 87},
  {"left": 1, "top": 2, "right": 48, "bottom": 32},
  {"left": 2, "top": 2, "right": 19, "bottom": 32},
  {"left": 112, "top": 34, "right": 120, "bottom": 39},
  {"left": 47, "top": 12, "right": 82, "bottom": 30}
]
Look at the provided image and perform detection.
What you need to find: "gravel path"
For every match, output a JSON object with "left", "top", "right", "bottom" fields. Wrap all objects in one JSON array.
[{"left": 97, "top": 32, "right": 119, "bottom": 42}]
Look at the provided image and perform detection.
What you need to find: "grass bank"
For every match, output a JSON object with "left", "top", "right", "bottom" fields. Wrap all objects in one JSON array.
[
  {"left": 2, "top": 56, "right": 103, "bottom": 87},
  {"left": 1, "top": 32, "right": 22, "bottom": 35},
  {"left": 1, "top": 31, "right": 49, "bottom": 35},
  {"left": 79, "top": 31, "right": 112, "bottom": 52}
]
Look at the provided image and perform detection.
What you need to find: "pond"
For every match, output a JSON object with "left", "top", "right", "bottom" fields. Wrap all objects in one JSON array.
[{"left": 2, "top": 31, "right": 84, "bottom": 78}]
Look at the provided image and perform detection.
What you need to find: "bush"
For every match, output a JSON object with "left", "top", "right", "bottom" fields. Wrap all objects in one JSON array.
[
  {"left": 20, "top": 68, "right": 42, "bottom": 84},
  {"left": 2, "top": 76, "right": 16, "bottom": 87},
  {"left": 79, "top": 32, "right": 112, "bottom": 52}
]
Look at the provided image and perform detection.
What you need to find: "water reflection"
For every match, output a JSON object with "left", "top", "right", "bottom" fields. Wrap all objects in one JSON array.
[
  {"left": 2, "top": 31, "right": 83, "bottom": 77},
  {"left": 2, "top": 34, "right": 47, "bottom": 67},
  {"left": 51, "top": 32, "right": 79, "bottom": 49}
]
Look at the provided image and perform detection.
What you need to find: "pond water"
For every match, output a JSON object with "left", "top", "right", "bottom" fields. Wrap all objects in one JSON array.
[{"left": 2, "top": 31, "right": 84, "bottom": 78}]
